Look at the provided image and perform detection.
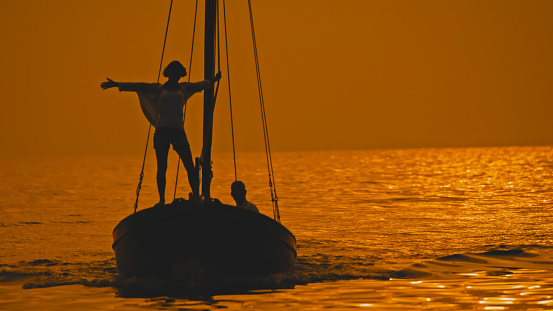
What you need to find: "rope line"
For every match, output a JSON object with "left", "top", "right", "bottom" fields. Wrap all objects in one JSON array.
[
  {"left": 222, "top": 0, "right": 238, "bottom": 181},
  {"left": 134, "top": 0, "right": 174, "bottom": 213},
  {"left": 174, "top": 0, "right": 199, "bottom": 200},
  {"left": 247, "top": 0, "right": 280, "bottom": 222},
  {"left": 134, "top": 126, "right": 152, "bottom": 213},
  {"left": 187, "top": 0, "right": 200, "bottom": 83},
  {"left": 212, "top": 0, "right": 222, "bottom": 114}
]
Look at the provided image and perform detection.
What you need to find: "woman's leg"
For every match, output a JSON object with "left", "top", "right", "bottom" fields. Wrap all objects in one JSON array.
[
  {"left": 154, "top": 130, "right": 171, "bottom": 205},
  {"left": 173, "top": 132, "right": 199, "bottom": 196}
]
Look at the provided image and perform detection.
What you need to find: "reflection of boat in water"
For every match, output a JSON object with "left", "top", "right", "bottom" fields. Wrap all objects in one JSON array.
[{"left": 112, "top": 0, "right": 296, "bottom": 281}]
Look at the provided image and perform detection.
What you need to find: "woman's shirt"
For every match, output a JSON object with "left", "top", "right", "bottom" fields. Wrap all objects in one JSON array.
[
  {"left": 117, "top": 81, "right": 210, "bottom": 129},
  {"left": 156, "top": 88, "right": 186, "bottom": 128}
]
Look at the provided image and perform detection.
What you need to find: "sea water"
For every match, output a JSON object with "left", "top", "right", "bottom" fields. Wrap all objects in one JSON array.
[{"left": 1, "top": 146, "right": 553, "bottom": 310}]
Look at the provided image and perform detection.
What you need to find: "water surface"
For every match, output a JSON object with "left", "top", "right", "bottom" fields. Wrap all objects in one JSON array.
[{"left": 1, "top": 146, "right": 553, "bottom": 309}]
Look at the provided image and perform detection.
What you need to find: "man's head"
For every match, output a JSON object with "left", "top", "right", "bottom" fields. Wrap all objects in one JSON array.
[{"left": 231, "top": 181, "right": 247, "bottom": 205}]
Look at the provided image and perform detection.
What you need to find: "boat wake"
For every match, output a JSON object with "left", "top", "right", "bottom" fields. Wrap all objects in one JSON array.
[
  {"left": 4, "top": 245, "right": 553, "bottom": 297},
  {"left": 1, "top": 258, "right": 295, "bottom": 297},
  {"left": 0, "top": 259, "right": 117, "bottom": 289}
]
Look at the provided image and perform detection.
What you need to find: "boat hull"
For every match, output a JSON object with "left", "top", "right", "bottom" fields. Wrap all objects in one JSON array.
[{"left": 112, "top": 199, "right": 296, "bottom": 279}]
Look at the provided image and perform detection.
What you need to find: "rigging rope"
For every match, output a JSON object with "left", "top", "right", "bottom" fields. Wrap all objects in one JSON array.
[
  {"left": 222, "top": 0, "right": 238, "bottom": 181},
  {"left": 174, "top": 0, "right": 200, "bottom": 200},
  {"left": 212, "top": 0, "right": 222, "bottom": 111},
  {"left": 247, "top": 0, "right": 280, "bottom": 222},
  {"left": 134, "top": 0, "right": 174, "bottom": 213}
]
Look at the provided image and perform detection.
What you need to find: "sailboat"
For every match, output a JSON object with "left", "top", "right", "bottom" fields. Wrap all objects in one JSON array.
[{"left": 112, "top": 1, "right": 296, "bottom": 281}]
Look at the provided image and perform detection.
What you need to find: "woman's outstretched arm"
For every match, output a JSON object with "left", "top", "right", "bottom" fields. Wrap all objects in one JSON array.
[
  {"left": 101, "top": 78, "right": 159, "bottom": 93},
  {"left": 100, "top": 78, "right": 119, "bottom": 90}
]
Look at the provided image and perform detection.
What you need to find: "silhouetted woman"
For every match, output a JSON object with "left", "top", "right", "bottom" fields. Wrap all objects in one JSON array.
[{"left": 101, "top": 61, "right": 220, "bottom": 206}]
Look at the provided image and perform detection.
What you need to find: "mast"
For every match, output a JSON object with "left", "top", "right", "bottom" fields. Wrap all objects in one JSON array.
[{"left": 202, "top": 0, "right": 217, "bottom": 200}]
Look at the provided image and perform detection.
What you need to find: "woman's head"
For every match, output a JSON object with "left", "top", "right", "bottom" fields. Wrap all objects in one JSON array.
[{"left": 163, "top": 61, "right": 187, "bottom": 79}]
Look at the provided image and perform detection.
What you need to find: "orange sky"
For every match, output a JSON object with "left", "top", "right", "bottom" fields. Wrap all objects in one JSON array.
[{"left": 1, "top": 0, "right": 553, "bottom": 157}]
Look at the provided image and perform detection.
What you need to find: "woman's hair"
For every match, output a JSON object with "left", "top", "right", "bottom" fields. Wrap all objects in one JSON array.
[{"left": 163, "top": 61, "right": 187, "bottom": 78}]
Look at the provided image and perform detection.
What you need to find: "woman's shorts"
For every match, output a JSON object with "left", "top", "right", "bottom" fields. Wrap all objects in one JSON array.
[{"left": 153, "top": 127, "right": 191, "bottom": 154}]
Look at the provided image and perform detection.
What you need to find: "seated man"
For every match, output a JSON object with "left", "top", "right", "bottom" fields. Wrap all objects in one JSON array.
[{"left": 231, "top": 181, "right": 259, "bottom": 213}]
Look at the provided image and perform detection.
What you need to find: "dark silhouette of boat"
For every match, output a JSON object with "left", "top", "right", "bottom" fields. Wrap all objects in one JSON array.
[
  {"left": 113, "top": 199, "right": 296, "bottom": 279},
  {"left": 112, "top": 0, "right": 296, "bottom": 282}
]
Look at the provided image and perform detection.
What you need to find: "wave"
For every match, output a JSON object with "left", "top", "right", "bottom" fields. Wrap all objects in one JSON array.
[
  {"left": 2, "top": 220, "right": 92, "bottom": 228},
  {"left": 390, "top": 245, "right": 553, "bottom": 280},
  {"left": 27, "top": 259, "right": 59, "bottom": 266},
  {"left": 18, "top": 221, "right": 43, "bottom": 226},
  {"left": 0, "top": 265, "right": 50, "bottom": 283}
]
